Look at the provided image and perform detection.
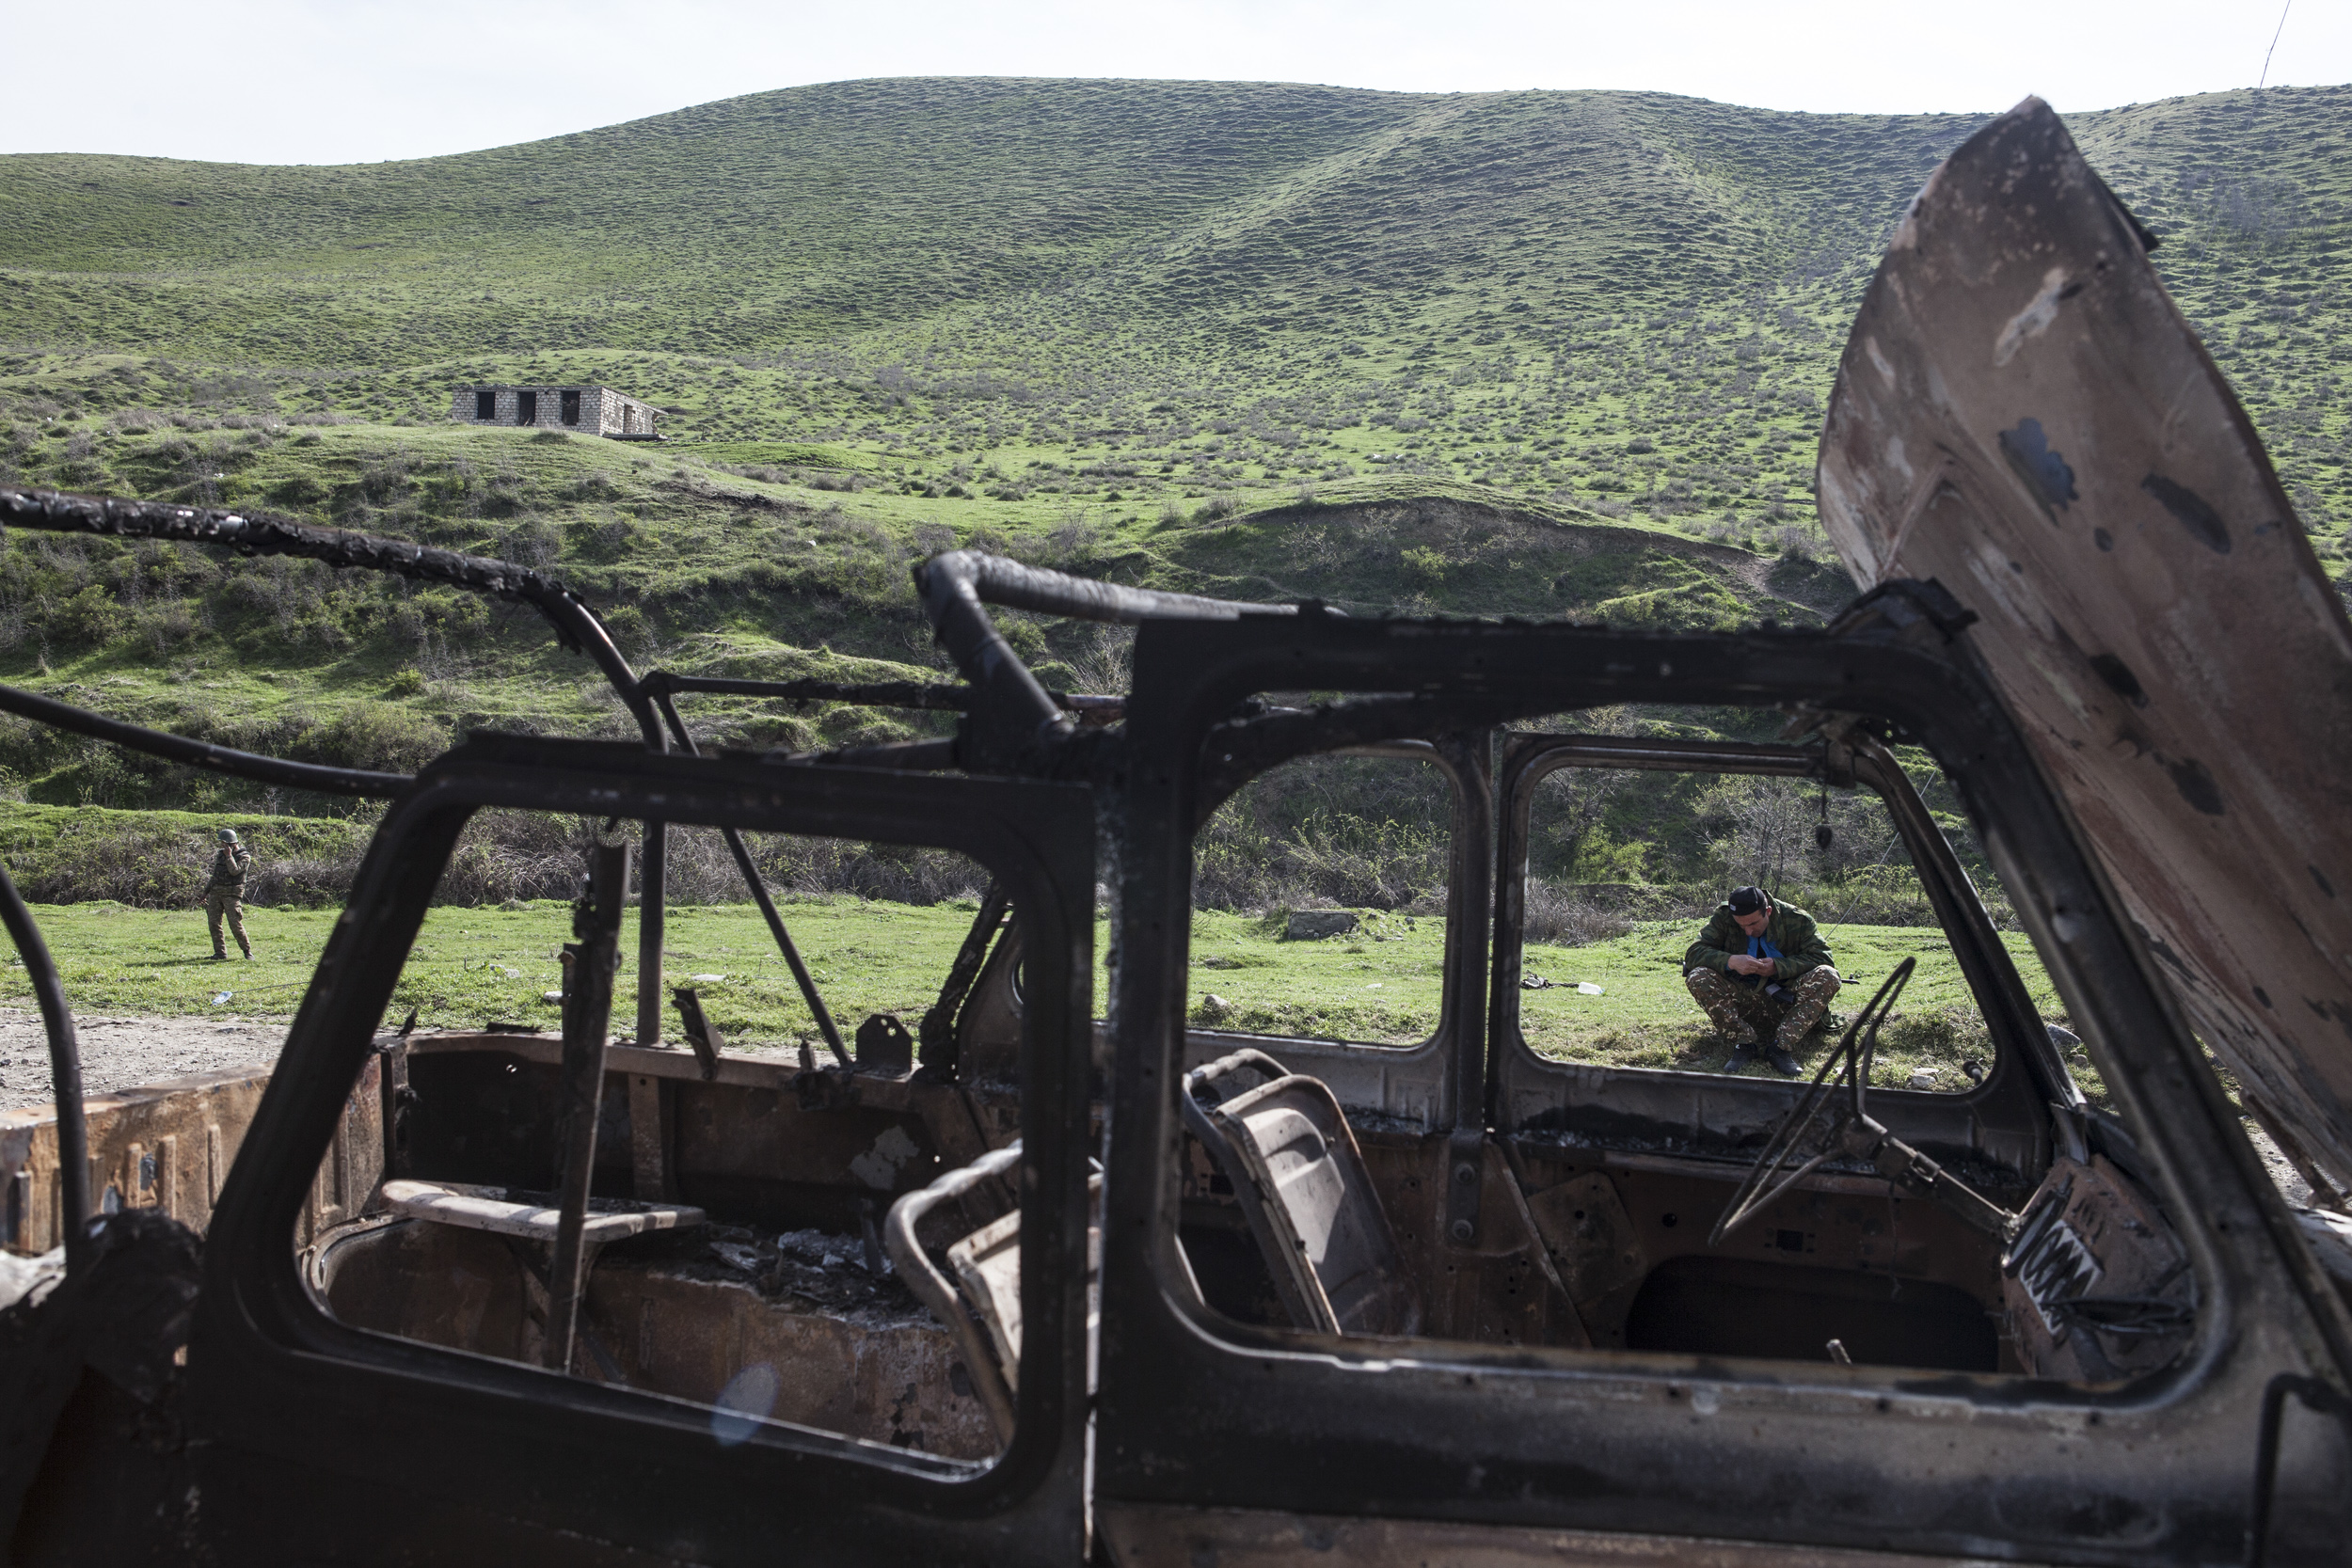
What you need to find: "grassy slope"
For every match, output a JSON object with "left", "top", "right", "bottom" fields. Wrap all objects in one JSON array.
[
  {"left": 0, "top": 78, "right": 2336, "bottom": 836},
  {"left": 2, "top": 79, "right": 2345, "bottom": 531}
]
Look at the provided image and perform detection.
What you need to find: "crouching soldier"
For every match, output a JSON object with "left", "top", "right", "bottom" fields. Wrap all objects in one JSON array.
[
  {"left": 1684, "top": 884, "right": 1838, "bottom": 1075},
  {"left": 206, "top": 827, "right": 253, "bottom": 961}
]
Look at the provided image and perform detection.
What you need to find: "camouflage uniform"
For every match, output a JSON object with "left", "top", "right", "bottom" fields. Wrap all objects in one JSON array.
[
  {"left": 206, "top": 843, "right": 252, "bottom": 959},
  {"left": 1682, "top": 898, "right": 1839, "bottom": 1052},
  {"left": 1684, "top": 964, "right": 1843, "bottom": 1051}
]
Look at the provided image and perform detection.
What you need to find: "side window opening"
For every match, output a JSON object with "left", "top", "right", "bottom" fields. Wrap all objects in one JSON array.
[
  {"left": 474, "top": 388, "right": 496, "bottom": 420},
  {"left": 1511, "top": 759, "right": 2065, "bottom": 1097},
  {"left": 302, "top": 810, "right": 1029, "bottom": 1463},
  {"left": 1187, "top": 751, "right": 1452, "bottom": 1049},
  {"left": 1161, "top": 718, "right": 2194, "bottom": 1390},
  {"left": 561, "top": 390, "right": 581, "bottom": 426}
]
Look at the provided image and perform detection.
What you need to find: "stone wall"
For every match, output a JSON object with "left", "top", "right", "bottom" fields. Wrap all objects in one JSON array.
[{"left": 449, "top": 386, "right": 657, "bottom": 437}]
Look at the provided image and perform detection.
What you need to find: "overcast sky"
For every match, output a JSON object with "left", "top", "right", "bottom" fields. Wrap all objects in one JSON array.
[{"left": 6, "top": 0, "right": 2343, "bottom": 166}]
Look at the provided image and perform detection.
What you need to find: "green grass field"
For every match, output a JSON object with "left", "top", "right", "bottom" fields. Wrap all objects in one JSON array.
[
  {"left": 0, "top": 898, "right": 2089, "bottom": 1102},
  {"left": 0, "top": 897, "right": 1050, "bottom": 1051}
]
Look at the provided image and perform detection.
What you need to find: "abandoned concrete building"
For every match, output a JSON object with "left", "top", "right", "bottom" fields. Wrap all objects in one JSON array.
[{"left": 453, "top": 385, "right": 660, "bottom": 439}]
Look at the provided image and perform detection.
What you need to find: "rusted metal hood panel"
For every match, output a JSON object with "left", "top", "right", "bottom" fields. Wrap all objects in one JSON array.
[{"left": 1819, "top": 97, "right": 2352, "bottom": 1184}]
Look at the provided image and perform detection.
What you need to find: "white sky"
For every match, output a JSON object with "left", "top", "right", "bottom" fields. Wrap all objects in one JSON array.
[{"left": 5, "top": 0, "right": 2344, "bottom": 166}]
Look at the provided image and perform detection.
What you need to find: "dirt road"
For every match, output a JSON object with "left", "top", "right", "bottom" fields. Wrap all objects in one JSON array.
[{"left": 0, "top": 1009, "right": 282, "bottom": 1114}]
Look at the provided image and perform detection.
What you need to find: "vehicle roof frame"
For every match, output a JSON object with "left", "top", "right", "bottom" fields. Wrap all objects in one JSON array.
[
  {"left": 1097, "top": 607, "right": 2352, "bottom": 1561},
  {"left": 186, "top": 735, "right": 1097, "bottom": 1563}
]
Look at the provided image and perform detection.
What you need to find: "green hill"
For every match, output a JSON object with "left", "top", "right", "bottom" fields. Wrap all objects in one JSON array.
[{"left": 0, "top": 78, "right": 2344, "bottom": 823}]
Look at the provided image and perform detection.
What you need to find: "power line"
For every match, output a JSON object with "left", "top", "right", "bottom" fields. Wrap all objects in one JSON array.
[{"left": 2259, "top": 0, "right": 2294, "bottom": 88}]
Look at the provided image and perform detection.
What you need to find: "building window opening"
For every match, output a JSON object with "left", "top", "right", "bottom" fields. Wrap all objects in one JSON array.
[
  {"left": 516, "top": 390, "right": 538, "bottom": 425},
  {"left": 475, "top": 388, "right": 496, "bottom": 420},
  {"left": 561, "top": 390, "right": 580, "bottom": 426}
]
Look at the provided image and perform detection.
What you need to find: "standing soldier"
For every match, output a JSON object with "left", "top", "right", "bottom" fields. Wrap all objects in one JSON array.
[{"left": 206, "top": 827, "right": 253, "bottom": 961}]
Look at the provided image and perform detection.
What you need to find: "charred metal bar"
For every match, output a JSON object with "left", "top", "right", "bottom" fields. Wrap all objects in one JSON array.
[
  {"left": 671, "top": 988, "right": 723, "bottom": 1081},
  {"left": 1196, "top": 695, "right": 1517, "bottom": 827},
  {"left": 803, "top": 738, "right": 960, "bottom": 770},
  {"left": 1511, "top": 733, "right": 1832, "bottom": 776},
  {"left": 0, "top": 861, "right": 87, "bottom": 1273},
  {"left": 2250, "top": 1373, "right": 2352, "bottom": 1567},
  {"left": 883, "top": 1139, "right": 1026, "bottom": 1442},
  {"left": 640, "top": 670, "right": 1124, "bottom": 721},
  {"left": 548, "top": 840, "right": 628, "bottom": 1372},
  {"left": 0, "top": 486, "right": 657, "bottom": 743},
  {"left": 0, "top": 680, "right": 409, "bottom": 798},
  {"left": 914, "top": 549, "right": 1290, "bottom": 773},
  {"left": 920, "top": 550, "right": 1301, "bottom": 627},
  {"left": 651, "top": 691, "right": 850, "bottom": 1067},
  {"left": 0, "top": 486, "right": 676, "bottom": 1042},
  {"left": 918, "top": 882, "right": 1012, "bottom": 1078},
  {"left": 636, "top": 826, "right": 666, "bottom": 1046},
  {"left": 1322, "top": 731, "right": 1499, "bottom": 1170},
  {"left": 1435, "top": 732, "right": 1495, "bottom": 1240},
  {"left": 644, "top": 672, "right": 974, "bottom": 711},
  {"left": 1845, "top": 732, "right": 2079, "bottom": 1117}
]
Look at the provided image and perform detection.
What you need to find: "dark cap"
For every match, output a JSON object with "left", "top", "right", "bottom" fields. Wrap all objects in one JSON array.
[{"left": 1727, "top": 885, "right": 1770, "bottom": 915}]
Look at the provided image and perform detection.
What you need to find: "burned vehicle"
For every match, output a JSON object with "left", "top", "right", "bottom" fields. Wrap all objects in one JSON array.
[{"left": 1, "top": 96, "right": 2350, "bottom": 1564}]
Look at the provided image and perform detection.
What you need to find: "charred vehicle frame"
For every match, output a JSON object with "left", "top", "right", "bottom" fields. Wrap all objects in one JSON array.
[{"left": 0, "top": 94, "right": 2348, "bottom": 1567}]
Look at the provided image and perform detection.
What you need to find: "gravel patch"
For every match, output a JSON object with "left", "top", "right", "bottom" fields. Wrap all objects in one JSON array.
[{"left": 0, "top": 1009, "right": 283, "bottom": 1114}]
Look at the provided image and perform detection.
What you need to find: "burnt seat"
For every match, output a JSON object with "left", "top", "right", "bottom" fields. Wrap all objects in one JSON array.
[
  {"left": 883, "top": 1046, "right": 1415, "bottom": 1435},
  {"left": 379, "top": 1179, "right": 706, "bottom": 1259},
  {"left": 1182, "top": 1048, "right": 1421, "bottom": 1338},
  {"left": 884, "top": 1142, "right": 1101, "bottom": 1447}
]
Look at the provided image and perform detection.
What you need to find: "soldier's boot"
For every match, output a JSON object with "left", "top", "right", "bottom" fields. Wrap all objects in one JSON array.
[
  {"left": 1687, "top": 968, "right": 1762, "bottom": 1070},
  {"left": 1769, "top": 969, "right": 1845, "bottom": 1075}
]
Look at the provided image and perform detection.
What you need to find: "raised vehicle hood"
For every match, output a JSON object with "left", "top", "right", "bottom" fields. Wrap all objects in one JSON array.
[{"left": 1818, "top": 98, "right": 2352, "bottom": 1191}]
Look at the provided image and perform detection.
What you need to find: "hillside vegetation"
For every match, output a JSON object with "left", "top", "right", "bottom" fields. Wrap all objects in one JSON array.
[{"left": 0, "top": 79, "right": 2343, "bottom": 912}]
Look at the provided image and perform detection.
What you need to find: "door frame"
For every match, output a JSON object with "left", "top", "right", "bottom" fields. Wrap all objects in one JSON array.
[{"left": 187, "top": 736, "right": 1098, "bottom": 1564}]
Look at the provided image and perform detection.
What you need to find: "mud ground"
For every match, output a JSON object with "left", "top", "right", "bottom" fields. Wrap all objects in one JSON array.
[{"left": 0, "top": 1009, "right": 2328, "bottom": 1208}]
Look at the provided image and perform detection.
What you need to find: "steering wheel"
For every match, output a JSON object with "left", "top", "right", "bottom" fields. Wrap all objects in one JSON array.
[
  {"left": 1708, "top": 958, "right": 1915, "bottom": 1247},
  {"left": 1709, "top": 955, "right": 2018, "bottom": 1245}
]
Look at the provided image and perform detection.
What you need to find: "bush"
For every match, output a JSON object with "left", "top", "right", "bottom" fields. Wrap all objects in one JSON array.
[
  {"left": 45, "top": 584, "right": 122, "bottom": 646},
  {"left": 1401, "top": 546, "right": 1448, "bottom": 583},
  {"left": 1522, "top": 879, "right": 1634, "bottom": 945},
  {"left": 295, "top": 703, "right": 451, "bottom": 773}
]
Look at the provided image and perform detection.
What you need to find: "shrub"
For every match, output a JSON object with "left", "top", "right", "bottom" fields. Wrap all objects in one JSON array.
[
  {"left": 1401, "top": 546, "right": 1448, "bottom": 583},
  {"left": 1522, "top": 879, "right": 1635, "bottom": 946},
  {"left": 296, "top": 702, "right": 451, "bottom": 774},
  {"left": 45, "top": 584, "right": 122, "bottom": 646}
]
